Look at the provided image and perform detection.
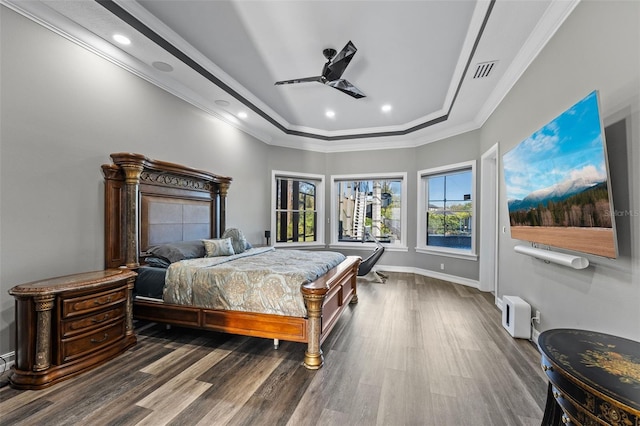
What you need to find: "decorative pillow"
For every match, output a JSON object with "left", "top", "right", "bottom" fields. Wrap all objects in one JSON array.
[
  {"left": 203, "top": 238, "right": 235, "bottom": 257},
  {"left": 146, "top": 240, "right": 206, "bottom": 264},
  {"left": 144, "top": 256, "right": 171, "bottom": 268},
  {"left": 222, "top": 228, "right": 247, "bottom": 254}
]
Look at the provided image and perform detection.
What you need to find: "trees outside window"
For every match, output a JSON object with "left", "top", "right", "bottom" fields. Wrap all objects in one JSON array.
[{"left": 273, "top": 172, "right": 323, "bottom": 244}]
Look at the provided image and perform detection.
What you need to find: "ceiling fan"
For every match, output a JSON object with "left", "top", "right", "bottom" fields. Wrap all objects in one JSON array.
[{"left": 275, "top": 41, "right": 366, "bottom": 99}]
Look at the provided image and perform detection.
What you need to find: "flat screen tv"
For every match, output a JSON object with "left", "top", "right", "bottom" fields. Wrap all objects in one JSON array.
[{"left": 503, "top": 90, "right": 618, "bottom": 258}]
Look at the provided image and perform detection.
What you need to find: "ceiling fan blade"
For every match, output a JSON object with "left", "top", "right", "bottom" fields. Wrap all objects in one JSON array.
[
  {"left": 274, "top": 76, "right": 324, "bottom": 85},
  {"left": 326, "top": 79, "right": 366, "bottom": 99},
  {"left": 324, "top": 40, "right": 357, "bottom": 81},
  {"left": 275, "top": 41, "right": 364, "bottom": 99}
]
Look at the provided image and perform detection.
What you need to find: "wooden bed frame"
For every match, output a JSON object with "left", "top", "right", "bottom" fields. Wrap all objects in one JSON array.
[{"left": 101, "top": 153, "right": 360, "bottom": 369}]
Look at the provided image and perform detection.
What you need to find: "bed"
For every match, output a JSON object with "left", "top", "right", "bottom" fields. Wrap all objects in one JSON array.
[{"left": 101, "top": 153, "right": 360, "bottom": 369}]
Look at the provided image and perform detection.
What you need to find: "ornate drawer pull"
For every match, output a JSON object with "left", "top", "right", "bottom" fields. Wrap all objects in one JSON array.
[
  {"left": 91, "top": 314, "right": 110, "bottom": 323},
  {"left": 90, "top": 333, "right": 109, "bottom": 344},
  {"left": 542, "top": 364, "right": 553, "bottom": 372},
  {"left": 561, "top": 414, "right": 570, "bottom": 424},
  {"left": 93, "top": 296, "right": 113, "bottom": 306},
  {"left": 553, "top": 390, "right": 562, "bottom": 399}
]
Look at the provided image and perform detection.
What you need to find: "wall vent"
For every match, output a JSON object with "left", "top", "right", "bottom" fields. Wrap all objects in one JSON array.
[{"left": 473, "top": 61, "right": 498, "bottom": 79}]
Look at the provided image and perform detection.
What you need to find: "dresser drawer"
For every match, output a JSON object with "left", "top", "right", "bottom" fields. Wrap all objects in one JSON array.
[
  {"left": 62, "top": 287, "right": 127, "bottom": 318},
  {"left": 60, "top": 320, "right": 125, "bottom": 363},
  {"left": 60, "top": 304, "right": 125, "bottom": 337},
  {"left": 9, "top": 269, "right": 136, "bottom": 389}
]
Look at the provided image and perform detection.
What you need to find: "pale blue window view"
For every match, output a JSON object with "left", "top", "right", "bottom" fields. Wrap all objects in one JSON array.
[{"left": 426, "top": 170, "right": 472, "bottom": 250}]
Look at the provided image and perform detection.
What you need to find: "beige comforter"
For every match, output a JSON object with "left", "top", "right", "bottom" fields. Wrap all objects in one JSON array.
[{"left": 163, "top": 247, "right": 346, "bottom": 317}]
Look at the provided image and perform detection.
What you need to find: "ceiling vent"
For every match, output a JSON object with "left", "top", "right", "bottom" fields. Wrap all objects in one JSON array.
[{"left": 473, "top": 61, "right": 498, "bottom": 79}]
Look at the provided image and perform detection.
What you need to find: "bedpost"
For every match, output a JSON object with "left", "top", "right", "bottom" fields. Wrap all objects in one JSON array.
[
  {"left": 102, "top": 165, "right": 125, "bottom": 269},
  {"left": 109, "top": 153, "right": 149, "bottom": 268},
  {"left": 301, "top": 256, "right": 360, "bottom": 369},
  {"left": 302, "top": 291, "right": 325, "bottom": 369},
  {"left": 218, "top": 181, "right": 230, "bottom": 236},
  {"left": 121, "top": 163, "right": 144, "bottom": 268}
]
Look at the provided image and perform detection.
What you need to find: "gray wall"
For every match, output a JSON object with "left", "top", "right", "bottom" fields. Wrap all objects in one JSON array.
[
  {"left": 0, "top": 8, "right": 270, "bottom": 353},
  {"left": 321, "top": 133, "right": 482, "bottom": 281},
  {"left": 414, "top": 131, "right": 482, "bottom": 279},
  {"left": 480, "top": 1, "right": 640, "bottom": 341}
]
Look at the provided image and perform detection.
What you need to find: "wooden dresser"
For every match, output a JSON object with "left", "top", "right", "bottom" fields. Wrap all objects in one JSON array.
[
  {"left": 9, "top": 269, "right": 137, "bottom": 389},
  {"left": 538, "top": 328, "right": 640, "bottom": 426}
]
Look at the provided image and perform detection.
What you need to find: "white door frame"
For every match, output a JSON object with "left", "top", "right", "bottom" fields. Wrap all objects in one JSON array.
[{"left": 479, "top": 143, "right": 499, "bottom": 294}]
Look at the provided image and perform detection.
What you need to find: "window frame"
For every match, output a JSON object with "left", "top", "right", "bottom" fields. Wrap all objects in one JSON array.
[
  {"left": 271, "top": 170, "right": 325, "bottom": 248},
  {"left": 416, "top": 161, "right": 478, "bottom": 260},
  {"left": 330, "top": 172, "right": 408, "bottom": 251}
]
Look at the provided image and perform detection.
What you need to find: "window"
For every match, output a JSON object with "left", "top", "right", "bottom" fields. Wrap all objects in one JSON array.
[
  {"left": 331, "top": 173, "right": 407, "bottom": 249},
  {"left": 272, "top": 171, "right": 324, "bottom": 246},
  {"left": 417, "top": 161, "right": 477, "bottom": 259}
]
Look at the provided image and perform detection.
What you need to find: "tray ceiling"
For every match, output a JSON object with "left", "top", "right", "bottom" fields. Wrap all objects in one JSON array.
[{"left": 3, "top": 0, "right": 579, "bottom": 151}]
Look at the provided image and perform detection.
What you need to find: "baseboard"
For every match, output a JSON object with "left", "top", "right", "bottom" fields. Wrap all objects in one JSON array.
[
  {"left": 531, "top": 328, "right": 540, "bottom": 345},
  {"left": 495, "top": 296, "right": 504, "bottom": 311},
  {"left": 374, "top": 264, "right": 480, "bottom": 289},
  {"left": 1, "top": 351, "right": 15, "bottom": 374}
]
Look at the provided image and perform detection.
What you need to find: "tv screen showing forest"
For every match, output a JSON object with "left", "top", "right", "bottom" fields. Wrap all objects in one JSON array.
[{"left": 503, "top": 90, "right": 618, "bottom": 258}]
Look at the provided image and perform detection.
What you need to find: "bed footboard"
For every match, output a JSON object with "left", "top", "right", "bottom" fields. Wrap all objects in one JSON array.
[
  {"left": 132, "top": 255, "right": 360, "bottom": 369},
  {"left": 134, "top": 300, "right": 308, "bottom": 342},
  {"left": 302, "top": 255, "right": 361, "bottom": 369}
]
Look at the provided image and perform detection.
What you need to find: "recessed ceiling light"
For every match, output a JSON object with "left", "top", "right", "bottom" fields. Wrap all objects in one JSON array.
[
  {"left": 238, "top": 112, "right": 248, "bottom": 119},
  {"left": 215, "top": 100, "right": 230, "bottom": 107},
  {"left": 152, "top": 61, "right": 173, "bottom": 72},
  {"left": 113, "top": 34, "right": 131, "bottom": 45},
  {"left": 325, "top": 110, "right": 335, "bottom": 118},
  {"left": 381, "top": 104, "right": 392, "bottom": 113}
]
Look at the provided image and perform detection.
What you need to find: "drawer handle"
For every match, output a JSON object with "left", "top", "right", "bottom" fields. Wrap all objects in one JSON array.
[
  {"left": 561, "top": 414, "right": 570, "bottom": 424},
  {"left": 553, "top": 391, "right": 562, "bottom": 399},
  {"left": 91, "top": 314, "right": 111, "bottom": 324},
  {"left": 91, "top": 333, "right": 109, "bottom": 344},
  {"left": 542, "top": 364, "right": 553, "bottom": 372},
  {"left": 94, "top": 296, "right": 113, "bottom": 306}
]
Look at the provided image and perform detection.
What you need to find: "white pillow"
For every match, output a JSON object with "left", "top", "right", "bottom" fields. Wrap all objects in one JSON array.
[
  {"left": 203, "top": 238, "right": 235, "bottom": 257},
  {"left": 222, "top": 228, "right": 247, "bottom": 254}
]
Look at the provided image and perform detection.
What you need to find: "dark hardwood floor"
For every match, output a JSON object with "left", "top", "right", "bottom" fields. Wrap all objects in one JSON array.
[{"left": 0, "top": 273, "right": 547, "bottom": 425}]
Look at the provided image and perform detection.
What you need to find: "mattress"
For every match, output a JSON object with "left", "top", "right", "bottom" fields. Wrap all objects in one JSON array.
[{"left": 164, "top": 248, "right": 346, "bottom": 317}]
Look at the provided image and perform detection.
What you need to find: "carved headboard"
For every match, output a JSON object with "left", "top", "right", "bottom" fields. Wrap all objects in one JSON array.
[{"left": 101, "top": 153, "right": 232, "bottom": 269}]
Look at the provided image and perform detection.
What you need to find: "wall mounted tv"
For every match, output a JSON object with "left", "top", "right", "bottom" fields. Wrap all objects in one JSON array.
[{"left": 503, "top": 90, "right": 618, "bottom": 258}]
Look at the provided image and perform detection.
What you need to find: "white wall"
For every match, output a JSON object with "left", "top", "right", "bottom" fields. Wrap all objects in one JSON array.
[{"left": 480, "top": 1, "right": 640, "bottom": 340}]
